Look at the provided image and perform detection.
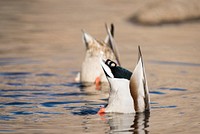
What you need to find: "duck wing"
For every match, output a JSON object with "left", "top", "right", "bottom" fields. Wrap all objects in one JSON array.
[{"left": 129, "top": 46, "right": 150, "bottom": 112}]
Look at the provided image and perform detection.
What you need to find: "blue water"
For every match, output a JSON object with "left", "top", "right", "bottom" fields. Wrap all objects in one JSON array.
[
  {"left": 0, "top": 55, "right": 192, "bottom": 134},
  {"left": 0, "top": 65, "right": 185, "bottom": 133}
]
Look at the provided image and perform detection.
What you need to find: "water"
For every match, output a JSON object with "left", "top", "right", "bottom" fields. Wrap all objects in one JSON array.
[
  {"left": 0, "top": 65, "right": 150, "bottom": 133},
  {"left": 0, "top": 58, "right": 194, "bottom": 133},
  {"left": 0, "top": 0, "right": 200, "bottom": 133}
]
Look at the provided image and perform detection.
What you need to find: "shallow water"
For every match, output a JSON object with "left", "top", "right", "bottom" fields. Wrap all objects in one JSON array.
[
  {"left": 0, "top": 0, "right": 200, "bottom": 134},
  {"left": 0, "top": 57, "right": 198, "bottom": 134},
  {"left": 0, "top": 71, "right": 175, "bottom": 134}
]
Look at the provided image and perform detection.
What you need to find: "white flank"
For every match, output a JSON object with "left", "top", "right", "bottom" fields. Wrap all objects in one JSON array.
[{"left": 105, "top": 78, "right": 135, "bottom": 113}]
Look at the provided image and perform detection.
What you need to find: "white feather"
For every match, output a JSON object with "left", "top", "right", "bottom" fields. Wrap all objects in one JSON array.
[
  {"left": 100, "top": 58, "right": 114, "bottom": 78},
  {"left": 82, "top": 32, "right": 93, "bottom": 45},
  {"left": 105, "top": 78, "right": 135, "bottom": 113}
]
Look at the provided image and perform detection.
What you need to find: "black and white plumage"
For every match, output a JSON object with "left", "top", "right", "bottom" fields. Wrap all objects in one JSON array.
[{"left": 99, "top": 46, "right": 150, "bottom": 113}]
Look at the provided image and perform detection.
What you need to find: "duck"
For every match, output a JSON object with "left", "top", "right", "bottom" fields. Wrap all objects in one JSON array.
[
  {"left": 98, "top": 46, "right": 150, "bottom": 113},
  {"left": 75, "top": 24, "right": 120, "bottom": 86}
]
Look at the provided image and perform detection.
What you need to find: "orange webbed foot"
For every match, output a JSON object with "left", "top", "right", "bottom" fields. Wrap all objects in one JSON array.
[
  {"left": 95, "top": 77, "right": 101, "bottom": 90},
  {"left": 98, "top": 107, "right": 105, "bottom": 115}
]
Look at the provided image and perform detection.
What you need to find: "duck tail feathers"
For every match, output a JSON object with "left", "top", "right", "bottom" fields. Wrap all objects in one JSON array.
[{"left": 105, "top": 23, "right": 121, "bottom": 66}]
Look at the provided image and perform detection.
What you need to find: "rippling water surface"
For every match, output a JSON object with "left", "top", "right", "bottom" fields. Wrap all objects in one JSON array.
[
  {"left": 0, "top": 57, "right": 196, "bottom": 134},
  {"left": 0, "top": 0, "right": 200, "bottom": 134},
  {"left": 0, "top": 58, "right": 150, "bottom": 133}
]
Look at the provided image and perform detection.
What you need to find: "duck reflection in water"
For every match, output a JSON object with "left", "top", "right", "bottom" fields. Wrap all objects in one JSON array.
[{"left": 105, "top": 111, "right": 150, "bottom": 134}]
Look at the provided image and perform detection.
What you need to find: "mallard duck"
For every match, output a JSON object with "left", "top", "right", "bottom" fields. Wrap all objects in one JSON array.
[
  {"left": 76, "top": 24, "right": 120, "bottom": 86},
  {"left": 98, "top": 46, "right": 150, "bottom": 113}
]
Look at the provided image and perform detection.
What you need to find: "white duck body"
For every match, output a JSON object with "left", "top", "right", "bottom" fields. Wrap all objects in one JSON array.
[
  {"left": 79, "top": 24, "right": 120, "bottom": 84},
  {"left": 105, "top": 78, "right": 135, "bottom": 113},
  {"left": 100, "top": 46, "right": 150, "bottom": 113},
  {"left": 81, "top": 55, "right": 111, "bottom": 83}
]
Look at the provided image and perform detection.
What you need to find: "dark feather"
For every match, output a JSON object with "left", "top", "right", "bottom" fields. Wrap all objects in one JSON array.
[{"left": 105, "top": 59, "right": 132, "bottom": 80}]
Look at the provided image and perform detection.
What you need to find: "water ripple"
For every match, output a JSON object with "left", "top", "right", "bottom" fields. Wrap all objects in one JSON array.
[
  {"left": 35, "top": 111, "right": 63, "bottom": 115},
  {"left": 0, "top": 58, "right": 39, "bottom": 66},
  {"left": 6, "top": 83, "right": 24, "bottom": 86},
  {"left": 0, "top": 115, "right": 15, "bottom": 121},
  {"left": 72, "top": 107, "right": 98, "bottom": 115},
  {"left": 159, "top": 87, "right": 187, "bottom": 91},
  {"left": 61, "top": 82, "right": 86, "bottom": 88},
  {"left": 12, "top": 111, "right": 33, "bottom": 115},
  {"left": 4, "top": 102, "right": 32, "bottom": 106},
  {"left": 70, "top": 102, "right": 106, "bottom": 116},
  {"left": 0, "top": 94, "right": 28, "bottom": 98},
  {"left": 150, "top": 60, "right": 200, "bottom": 67},
  {"left": 0, "top": 72, "right": 31, "bottom": 76},
  {"left": 150, "top": 91, "right": 166, "bottom": 95},
  {"left": 50, "top": 92, "right": 88, "bottom": 97},
  {"left": 41, "top": 100, "right": 90, "bottom": 107},
  {"left": 35, "top": 73, "right": 57, "bottom": 77},
  {"left": 0, "top": 89, "right": 47, "bottom": 92},
  {"left": 151, "top": 105, "right": 177, "bottom": 109}
]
